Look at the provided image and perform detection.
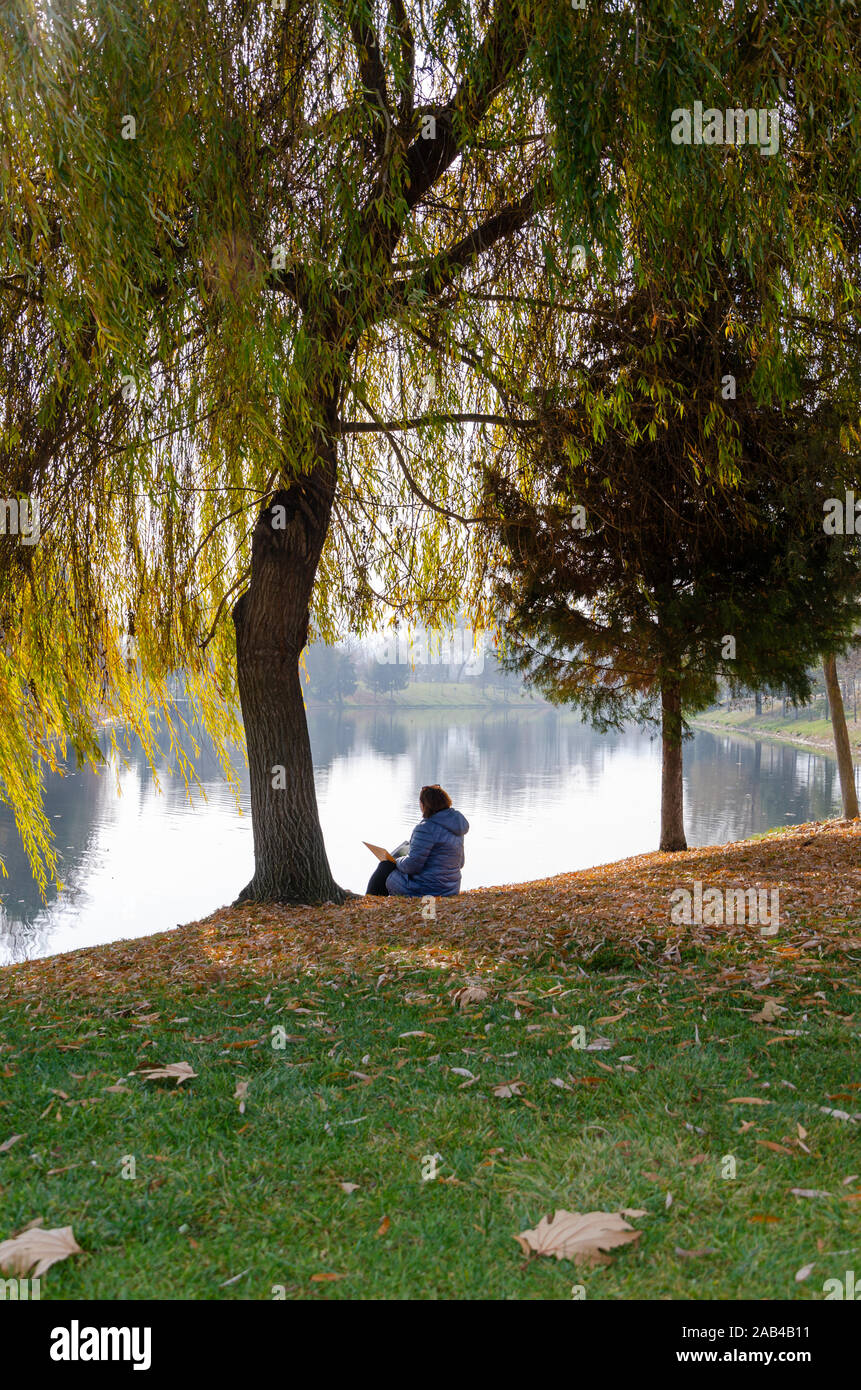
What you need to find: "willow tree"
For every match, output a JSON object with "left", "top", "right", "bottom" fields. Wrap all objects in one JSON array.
[
  {"left": 2, "top": 1, "right": 861, "bottom": 902},
  {"left": 1, "top": 0, "right": 560, "bottom": 903}
]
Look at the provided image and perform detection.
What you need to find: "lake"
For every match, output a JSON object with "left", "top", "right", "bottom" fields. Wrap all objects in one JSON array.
[{"left": 0, "top": 705, "right": 849, "bottom": 964}]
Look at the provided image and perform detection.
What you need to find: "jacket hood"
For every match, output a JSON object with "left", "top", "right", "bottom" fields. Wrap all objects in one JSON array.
[{"left": 430, "top": 807, "right": 469, "bottom": 836}]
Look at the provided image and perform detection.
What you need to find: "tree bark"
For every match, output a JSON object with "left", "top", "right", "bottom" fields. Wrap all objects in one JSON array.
[
  {"left": 823, "top": 653, "right": 860, "bottom": 820},
  {"left": 660, "top": 676, "right": 688, "bottom": 851},
  {"left": 755, "top": 691, "right": 762, "bottom": 716},
  {"left": 232, "top": 441, "right": 347, "bottom": 904}
]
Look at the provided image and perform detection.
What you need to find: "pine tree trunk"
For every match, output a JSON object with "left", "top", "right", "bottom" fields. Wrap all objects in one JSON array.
[
  {"left": 755, "top": 691, "right": 762, "bottom": 716},
  {"left": 232, "top": 451, "right": 346, "bottom": 904},
  {"left": 823, "top": 653, "right": 859, "bottom": 820},
  {"left": 660, "top": 676, "right": 688, "bottom": 851}
]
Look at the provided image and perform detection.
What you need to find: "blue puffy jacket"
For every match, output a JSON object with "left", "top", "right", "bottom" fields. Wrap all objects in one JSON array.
[{"left": 386, "top": 807, "right": 469, "bottom": 897}]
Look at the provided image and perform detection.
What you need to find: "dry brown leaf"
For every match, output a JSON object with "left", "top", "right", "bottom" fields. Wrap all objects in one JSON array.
[
  {"left": 727, "top": 1096, "right": 770, "bottom": 1105},
  {"left": 492, "top": 1081, "right": 522, "bottom": 1098},
  {"left": 310, "top": 1271, "right": 347, "bottom": 1282},
  {"left": 376, "top": 1215, "right": 390, "bottom": 1237},
  {"left": 756, "top": 1140, "right": 794, "bottom": 1155},
  {"left": 0, "top": 1135, "right": 23, "bottom": 1154},
  {"left": 0, "top": 1224, "right": 82, "bottom": 1277},
  {"left": 339, "top": 1182, "right": 360, "bottom": 1194},
  {"left": 137, "top": 1061, "right": 198, "bottom": 1085},
  {"left": 790, "top": 1188, "right": 831, "bottom": 1199},
  {"left": 453, "top": 985, "right": 489, "bottom": 1009},
  {"left": 515, "top": 1209, "right": 642, "bottom": 1267},
  {"left": 795, "top": 1262, "right": 816, "bottom": 1282},
  {"left": 751, "top": 998, "right": 786, "bottom": 1023}
]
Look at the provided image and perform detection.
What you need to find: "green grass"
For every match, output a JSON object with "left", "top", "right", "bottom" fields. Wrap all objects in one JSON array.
[
  {"left": 1, "top": 938, "right": 858, "bottom": 1300},
  {"left": 693, "top": 705, "right": 861, "bottom": 755}
]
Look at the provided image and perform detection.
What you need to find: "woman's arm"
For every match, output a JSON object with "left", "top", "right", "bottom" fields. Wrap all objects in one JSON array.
[{"left": 395, "top": 821, "right": 434, "bottom": 876}]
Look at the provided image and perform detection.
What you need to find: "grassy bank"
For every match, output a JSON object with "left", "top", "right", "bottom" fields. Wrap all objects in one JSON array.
[
  {"left": 1, "top": 820, "right": 859, "bottom": 1300},
  {"left": 692, "top": 705, "right": 861, "bottom": 758},
  {"left": 306, "top": 680, "right": 547, "bottom": 711}
]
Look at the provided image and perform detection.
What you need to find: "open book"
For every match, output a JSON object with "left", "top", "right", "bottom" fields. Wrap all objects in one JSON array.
[{"left": 363, "top": 839, "right": 411, "bottom": 863}]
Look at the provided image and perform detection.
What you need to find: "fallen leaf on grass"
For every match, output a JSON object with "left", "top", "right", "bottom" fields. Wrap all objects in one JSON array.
[
  {"left": 219, "top": 1268, "right": 250, "bottom": 1287},
  {"left": 376, "top": 1216, "right": 390, "bottom": 1237},
  {"left": 727, "top": 1097, "right": 770, "bottom": 1106},
  {"left": 585, "top": 1037, "right": 613, "bottom": 1052},
  {"left": 515, "top": 1209, "right": 642, "bottom": 1267},
  {"left": 790, "top": 1188, "right": 831, "bottom": 1199},
  {"left": 756, "top": 1140, "right": 795, "bottom": 1156},
  {"left": 493, "top": 1082, "right": 522, "bottom": 1098},
  {"left": 751, "top": 999, "right": 786, "bottom": 1023},
  {"left": 0, "top": 1135, "right": 23, "bottom": 1154},
  {"left": 0, "top": 1225, "right": 82, "bottom": 1277},
  {"left": 675, "top": 1246, "right": 717, "bottom": 1259},
  {"left": 452, "top": 985, "right": 489, "bottom": 1009},
  {"left": 339, "top": 1182, "right": 359, "bottom": 1194},
  {"left": 234, "top": 1080, "right": 249, "bottom": 1114},
  {"left": 819, "top": 1107, "right": 859, "bottom": 1123},
  {"left": 310, "top": 1272, "right": 347, "bottom": 1282},
  {"left": 795, "top": 1263, "right": 815, "bottom": 1282},
  {"left": 842, "top": 1174, "right": 859, "bottom": 1186},
  {"left": 137, "top": 1062, "right": 198, "bottom": 1085}
]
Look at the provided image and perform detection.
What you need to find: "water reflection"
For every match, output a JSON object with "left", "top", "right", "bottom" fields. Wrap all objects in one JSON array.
[{"left": 0, "top": 708, "right": 847, "bottom": 964}]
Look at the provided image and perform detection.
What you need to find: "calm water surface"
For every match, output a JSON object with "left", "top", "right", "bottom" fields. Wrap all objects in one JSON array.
[{"left": 0, "top": 706, "right": 849, "bottom": 964}]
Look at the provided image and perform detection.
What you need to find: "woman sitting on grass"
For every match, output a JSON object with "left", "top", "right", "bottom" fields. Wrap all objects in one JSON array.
[{"left": 366, "top": 785, "right": 469, "bottom": 899}]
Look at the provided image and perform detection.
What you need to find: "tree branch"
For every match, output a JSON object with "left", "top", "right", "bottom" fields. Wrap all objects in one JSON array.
[
  {"left": 338, "top": 412, "right": 537, "bottom": 433},
  {"left": 389, "top": 0, "right": 415, "bottom": 126},
  {"left": 348, "top": 2, "right": 391, "bottom": 152},
  {"left": 390, "top": 187, "right": 540, "bottom": 306}
]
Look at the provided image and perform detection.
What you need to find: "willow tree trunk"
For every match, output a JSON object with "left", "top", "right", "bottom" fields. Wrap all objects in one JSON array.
[
  {"left": 823, "top": 653, "right": 860, "bottom": 820},
  {"left": 232, "top": 445, "right": 346, "bottom": 904},
  {"left": 660, "top": 676, "right": 687, "bottom": 851}
]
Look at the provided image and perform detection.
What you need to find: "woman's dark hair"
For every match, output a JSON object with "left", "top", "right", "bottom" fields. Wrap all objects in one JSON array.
[{"left": 419, "top": 784, "right": 452, "bottom": 817}]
